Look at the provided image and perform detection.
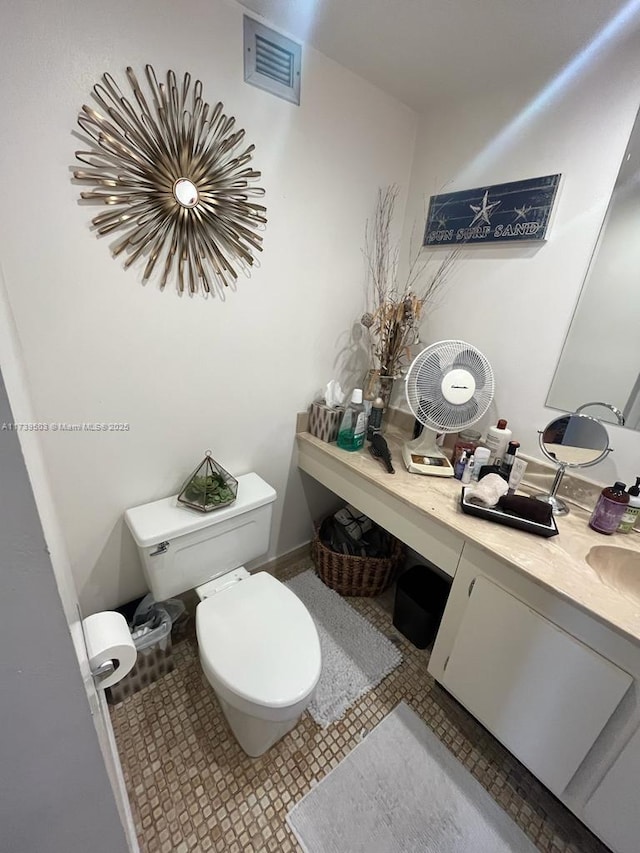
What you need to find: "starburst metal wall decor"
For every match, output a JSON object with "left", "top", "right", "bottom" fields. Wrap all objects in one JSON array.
[{"left": 73, "top": 66, "right": 266, "bottom": 295}]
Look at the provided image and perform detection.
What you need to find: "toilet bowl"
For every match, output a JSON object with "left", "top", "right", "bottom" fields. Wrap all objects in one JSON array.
[
  {"left": 196, "top": 571, "right": 321, "bottom": 756},
  {"left": 124, "top": 473, "right": 322, "bottom": 756}
]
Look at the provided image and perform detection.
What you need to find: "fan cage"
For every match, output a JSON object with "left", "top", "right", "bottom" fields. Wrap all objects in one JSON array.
[{"left": 405, "top": 340, "right": 494, "bottom": 433}]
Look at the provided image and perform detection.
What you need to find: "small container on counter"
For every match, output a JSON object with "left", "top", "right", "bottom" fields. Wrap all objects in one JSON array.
[
  {"left": 484, "top": 419, "right": 512, "bottom": 465},
  {"left": 499, "top": 441, "right": 521, "bottom": 480},
  {"left": 470, "top": 447, "right": 491, "bottom": 482},
  {"left": 589, "top": 482, "right": 629, "bottom": 535},
  {"left": 337, "top": 389, "right": 367, "bottom": 451},
  {"left": 461, "top": 453, "right": 474, "bottom": 485},
  {"left": 452, "top": 429, "right": 482, "bottom": 469},
  {"left": 366, "top": 397, "right": 385, "bottom": 441},
  {"left": 507, "top": 457, "right": 528, "bottom": 494},
  {"left": 454, "top": 450, "right": 468, "bottom": 481},
  {"left": 617, "top": 477, "right": 640, "bottom": 533}
]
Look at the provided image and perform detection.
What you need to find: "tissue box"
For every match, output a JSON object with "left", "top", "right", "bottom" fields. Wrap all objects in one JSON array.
[{"left": 309, "top": 400, "right": 344, "bottom": 443}]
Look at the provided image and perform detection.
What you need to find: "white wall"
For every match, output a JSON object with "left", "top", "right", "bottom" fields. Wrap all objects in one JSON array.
[
  {"left": 401, "top": 33, "right": 640, "bottom": 486},
  {"left": 0, "top": 0, "right": 417, "bottom": 612}
]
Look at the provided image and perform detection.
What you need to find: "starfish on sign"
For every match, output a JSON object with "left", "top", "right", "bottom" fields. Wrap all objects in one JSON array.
[
  {"left": 436, "top": 215, "right": 448, "bottom": 228},
  {"left": 469, "top": 190, "right": 501, "bottom": 226},
  {"left": 514, "top": 205, "right": 531, "bottom": 222}
]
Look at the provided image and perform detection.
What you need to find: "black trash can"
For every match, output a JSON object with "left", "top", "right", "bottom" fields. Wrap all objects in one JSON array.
[{"left": 393, "top": 564, "right": 451, "bottom": 648}]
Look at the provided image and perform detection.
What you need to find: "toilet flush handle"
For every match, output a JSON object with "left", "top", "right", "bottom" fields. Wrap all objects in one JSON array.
[{"left": 150, "top": 540, "right": 170, "bottom": 557}]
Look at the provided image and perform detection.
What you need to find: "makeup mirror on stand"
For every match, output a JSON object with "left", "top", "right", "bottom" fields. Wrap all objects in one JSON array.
[{"left": 536, "top": 413, "right": 612, "bottom": 516}]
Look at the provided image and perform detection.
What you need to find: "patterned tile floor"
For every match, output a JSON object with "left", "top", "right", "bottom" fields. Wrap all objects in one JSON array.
[{"left": 110, "top": 558, "right": 610, "bottom": 853}]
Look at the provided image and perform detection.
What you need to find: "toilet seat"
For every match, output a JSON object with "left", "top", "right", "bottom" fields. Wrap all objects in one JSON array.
[{"left": 196, "top": 572, "right": 321, "bottom": 721}]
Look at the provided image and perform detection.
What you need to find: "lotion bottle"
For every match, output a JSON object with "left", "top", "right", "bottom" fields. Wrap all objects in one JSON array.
[
  {"left": 461, "top": 453, "right": 474, "bottom": 485},
  {"left": 589, "top": 482, "right": 629, "bottom": 534},
  {"left": 337, "top": 389, "right": 367, "bottom": 451},
  {"left": 485, "top": 419, "right": 512, "bottom": 465},
  {"left": 454, "top": 450, "right": 468, "bottom": 481},
  {"left": 617, "top": 477, "right": 640, "bottom": 533},
  {"left": 471, "top": 446, "right": 491, "bottom": 481}
]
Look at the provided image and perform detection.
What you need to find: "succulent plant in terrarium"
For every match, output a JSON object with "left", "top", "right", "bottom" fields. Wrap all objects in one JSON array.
[
  {"left": 178, "top": 451, "right": 238, "bottom": 512},
  {"left": 184, "top": 473, "right": 235, "bottom": 506}
]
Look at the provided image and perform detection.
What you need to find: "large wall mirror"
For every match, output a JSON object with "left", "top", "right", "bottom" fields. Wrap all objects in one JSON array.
[{"left": 547, "top": 103, "right": 640, "bottom": 430}]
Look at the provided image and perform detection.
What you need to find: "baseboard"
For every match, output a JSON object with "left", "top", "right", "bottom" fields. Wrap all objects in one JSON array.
[{"left": 255, "top": 542, "right": 312, "bottom": 578}]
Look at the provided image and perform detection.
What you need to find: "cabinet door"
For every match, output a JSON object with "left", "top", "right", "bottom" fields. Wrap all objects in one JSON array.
[
  {"left": 583, "top": 726, "right": 640, "bottom": 853},
  {"left": 442, "top": 577, "right": 631, "bottom": 795}
]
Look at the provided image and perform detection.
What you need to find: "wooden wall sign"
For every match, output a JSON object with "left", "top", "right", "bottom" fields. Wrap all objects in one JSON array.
[{"left": 424, "top": 174, "right": 560, "bottom": 246}]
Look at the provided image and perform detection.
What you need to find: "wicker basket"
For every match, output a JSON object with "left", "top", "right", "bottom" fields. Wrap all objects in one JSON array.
[{"left": 311, "top": 523, "right": 405, "bottom": 597}]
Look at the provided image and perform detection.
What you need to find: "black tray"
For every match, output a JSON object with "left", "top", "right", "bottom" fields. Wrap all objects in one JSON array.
[{"left": 460, "top": 488, "right": 559, "bottom": 538}]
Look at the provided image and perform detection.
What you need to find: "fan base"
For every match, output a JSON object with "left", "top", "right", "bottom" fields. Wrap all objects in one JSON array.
[{"left": 402, "top": 442, "right": 454, "bottom": 477}]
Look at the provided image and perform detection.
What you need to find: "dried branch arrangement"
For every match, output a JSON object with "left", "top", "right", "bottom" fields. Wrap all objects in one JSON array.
[{"left": 361, "top": 186, "right": 461, "bottom": 378}]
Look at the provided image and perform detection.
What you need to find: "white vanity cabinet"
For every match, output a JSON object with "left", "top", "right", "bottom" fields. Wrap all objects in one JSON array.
[
  {"left": 583, "top": 727, "right": 640, "bottom": 853},
  {"left": 429, "top": 542, "right": 640, "bottom": 853},
  {"left": 439, "top": 575, "right": 631, "bottom": 796}
]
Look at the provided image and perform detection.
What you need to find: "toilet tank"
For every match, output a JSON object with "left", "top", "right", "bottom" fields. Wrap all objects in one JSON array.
[{"left": 125, "top": 473, "right": 277, "bottom": 601}]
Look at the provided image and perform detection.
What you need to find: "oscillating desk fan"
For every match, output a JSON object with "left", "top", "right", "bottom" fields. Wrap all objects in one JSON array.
[{"left": 402, "top": 340, "right": 495, "bottom": 476}]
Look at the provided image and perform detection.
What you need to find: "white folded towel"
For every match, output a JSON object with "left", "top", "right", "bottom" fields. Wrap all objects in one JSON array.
[{"left": 465, "top": 473, "right": 509, "bottom": 508}]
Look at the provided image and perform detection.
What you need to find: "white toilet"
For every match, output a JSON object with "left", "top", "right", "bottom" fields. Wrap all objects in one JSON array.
[{"left": 125, "top": 473, "right": 322, "bottom": 757}]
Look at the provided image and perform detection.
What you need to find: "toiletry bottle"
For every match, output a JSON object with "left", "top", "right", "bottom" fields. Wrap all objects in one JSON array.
[
  {"left": 589, "top": 482, "right": 629, "bottom": 535},
  {"left": 452, "top": 429, "right": 481, "bottom": 469},
  {"left": 366, "top": 397, "right": 385, "bottom": 441},
  {"left": 454, "top": 450, "right": 468, "bottom": 481},
  {"left": 617, "top": 477, "right": 640, "bottom": 533},
  {"left": 507, "top": 457, "right": 528, "bottom": 495},
  {"left": 499, "top": 441, "right": 520, "bottom": 480},
  {"left": 337, "top": 389, "right": 367, "bottom": 451},
  {"left": 471, "top": 446, "right": 491, "bottom": 481},
  {"left": 461, "top": 453, "right": 474, "bottom": 485},
  {"left": 485, "top": 419, "right": 512, "bottom": 465}
]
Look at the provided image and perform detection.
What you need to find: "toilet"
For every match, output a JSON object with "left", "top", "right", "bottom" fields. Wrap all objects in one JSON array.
[{"left": 124, "top": 473, "right": 322, "bottom": 757}]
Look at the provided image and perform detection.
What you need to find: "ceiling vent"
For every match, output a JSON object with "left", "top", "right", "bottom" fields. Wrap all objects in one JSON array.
[{"left": 243, "top": 16, "right": 301, "bottom": 105}]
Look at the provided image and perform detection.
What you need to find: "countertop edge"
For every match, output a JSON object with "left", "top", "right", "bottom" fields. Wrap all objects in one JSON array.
[{"left": 296, "top": 430, "right": 640, "bottom": 648}]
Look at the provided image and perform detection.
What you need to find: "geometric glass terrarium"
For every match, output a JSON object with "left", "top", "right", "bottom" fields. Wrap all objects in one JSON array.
[{"left": 177, "top": 451, "right": 238, "bottom": 513}]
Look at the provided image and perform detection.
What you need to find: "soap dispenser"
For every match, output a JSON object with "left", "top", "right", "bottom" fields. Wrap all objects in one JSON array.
[
  {"left": 618, "top": 477, "right": 640, "bottom": 533},
  {"left": 589, "top": 482, "right": 629, "bottom": 535}
]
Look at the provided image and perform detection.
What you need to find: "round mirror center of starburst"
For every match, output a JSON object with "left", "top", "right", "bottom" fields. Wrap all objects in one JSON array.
[{"left": 173, "top": 178, "right": 199, "bottom": 208}]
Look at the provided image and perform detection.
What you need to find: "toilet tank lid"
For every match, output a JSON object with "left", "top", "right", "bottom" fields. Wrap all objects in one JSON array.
[{"left": 124, "top": 472, "right": 276, "bottom": 548}]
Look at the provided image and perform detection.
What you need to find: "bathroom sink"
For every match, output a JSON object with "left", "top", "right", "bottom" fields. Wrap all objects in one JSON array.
[{"left": 586, "top": 546, "right": 640, "bottom": 599}]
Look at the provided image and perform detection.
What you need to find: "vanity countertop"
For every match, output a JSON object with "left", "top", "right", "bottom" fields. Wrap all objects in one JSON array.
[{"left": 296, "top": 429, "right": 640, "bottom": 646}]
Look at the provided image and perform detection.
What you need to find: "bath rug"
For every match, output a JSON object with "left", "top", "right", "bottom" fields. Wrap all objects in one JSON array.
[
  {"left": 285, "top": 569, "right": 402, "bottom": 727},
  {"left": 287, "top": 701, "right": 538, "bottom": 853}
]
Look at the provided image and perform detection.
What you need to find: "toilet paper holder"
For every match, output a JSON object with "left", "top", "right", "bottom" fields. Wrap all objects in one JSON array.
[
  {"left": 92, "top": 659, "right": 116, "bottom": 683},
  {"left": 81, "top": 609, "right": 137, "bottom": 690}
]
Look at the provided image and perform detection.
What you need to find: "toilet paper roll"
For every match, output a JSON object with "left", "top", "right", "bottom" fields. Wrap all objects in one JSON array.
[{"left": 82, "top": 611, "right": 137, "bottom": 689}]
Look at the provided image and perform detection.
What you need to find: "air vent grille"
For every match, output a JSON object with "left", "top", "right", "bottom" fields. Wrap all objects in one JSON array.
[
  {"left": 244, "top": 16, "right": 301, "bottom": 105},
  {"left": 255, "top": 34, "right": 294, "bottom": 87}
]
